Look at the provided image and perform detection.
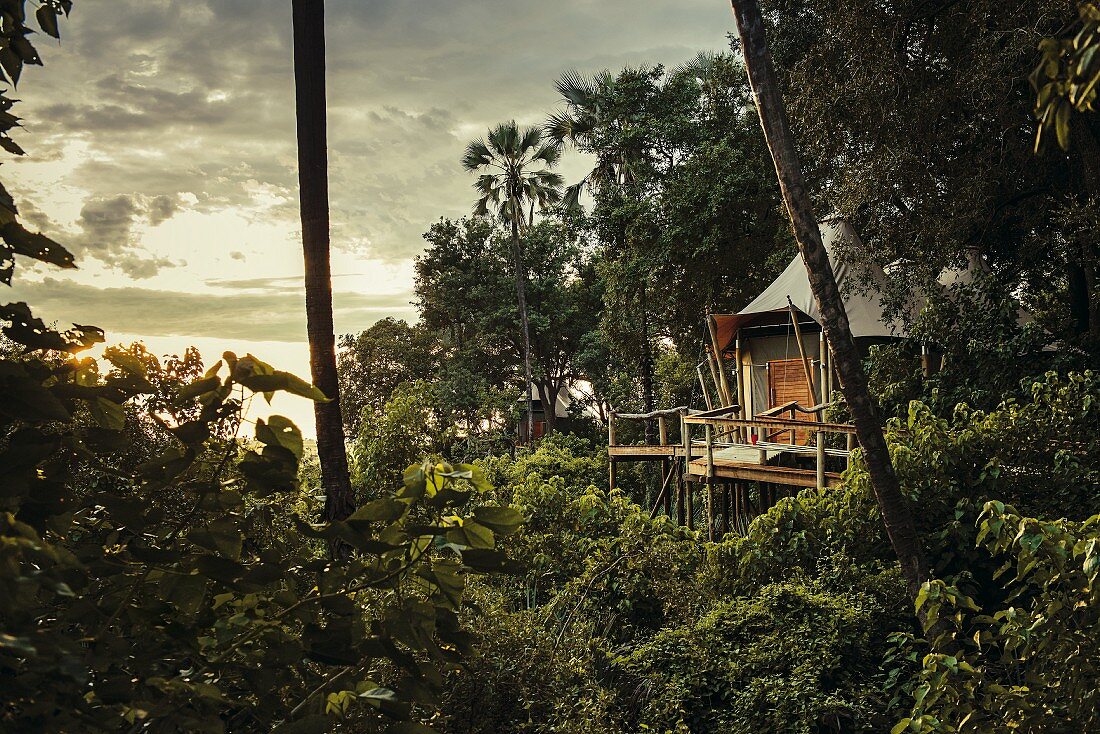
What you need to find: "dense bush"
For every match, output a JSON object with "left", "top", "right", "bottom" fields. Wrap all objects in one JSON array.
[
  {"left": 431, "top": 370, "right": 1100, "bottom": 734},
  {"left": 0, "top": 335, "right": 523, "bottom": 731}
]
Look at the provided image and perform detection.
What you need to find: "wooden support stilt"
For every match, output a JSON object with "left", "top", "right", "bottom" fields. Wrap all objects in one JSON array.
[
  {"left": 676, "top": 475, "right": 686, "bottom": 527},
  {"left": 608, "top": 412, "right": 617, "bottom": 491},
  {"left": 665, "top": 459, "right": 674, "bottom": 516},
  {"left": 734, "top": 482, "right": 743, "bottom": 533},
  {"left": 705, "top": 423, "right": 715, "bottom": 540},
  {"left": 686, "top": 483, "right": 694, "bottom": 530},
  {"left": 649, "top": 458, "right": 678, "bottom": 519},
  {"left": 722, "top": 484, "right": 731, "bottom": 536},
  {"left": 707, "top": 482, "right": 716, "bottom": 542}
]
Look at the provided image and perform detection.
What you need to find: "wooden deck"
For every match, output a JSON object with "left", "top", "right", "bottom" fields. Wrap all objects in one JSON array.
[{"left": 607, "top": 404, "right": 856, "bottom": 538}]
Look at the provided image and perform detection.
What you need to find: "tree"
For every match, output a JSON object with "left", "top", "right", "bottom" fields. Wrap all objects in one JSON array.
[
  {"left": 291, "top": 0, "right": 354, "bottom": 523},
  {"left": 548, "top": 68, "right": 662, "bottom": 431},
  {"left": 337, "top": 318, "right": 437, "bottom": 438},
  {"left": 414, "top": 216, "right": 601, "bottom": 438},
  {"left": 461, "top": 122, "right": 564, "bottom": 443},
  {"left": 761, "top": 0, "right": 1098, "bottom": 358},
  {"left": 729, "top": 0, "right": 929, "bottom": 600},
  {"left": 549, "top": 60, "right": 788, "bottom": 437}
]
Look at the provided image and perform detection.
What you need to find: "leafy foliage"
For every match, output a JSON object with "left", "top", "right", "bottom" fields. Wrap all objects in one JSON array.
[
  {"left": 895, "top": 503, "right": 1100, "bottom": 732},
  {"left": 0, "top": 336, "right": 522, "bottom": 731},
  {"left": 1032, "top": 2, "right": 1100, "bottom": 150}
]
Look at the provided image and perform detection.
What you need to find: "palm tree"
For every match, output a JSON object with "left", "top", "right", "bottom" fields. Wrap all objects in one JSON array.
[
  {"left": 546, "top": 69, "right": 650, "bottom": 208},
  {"left": 547, "top": 70, "right": 659, "bottom": 440},
  {"left": 291, "top": 0, "right": 355, "bottom": 525},
  {"left": 461, "top": 122, "right": 564, "bottom": 444},
  {"left": 729, "top": 0, "right": 929, "bottom": 602}
]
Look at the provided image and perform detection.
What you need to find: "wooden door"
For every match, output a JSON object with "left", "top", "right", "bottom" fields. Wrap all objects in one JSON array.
[{"left": 767, "top": 359, "right": 813, "bottom": 444}]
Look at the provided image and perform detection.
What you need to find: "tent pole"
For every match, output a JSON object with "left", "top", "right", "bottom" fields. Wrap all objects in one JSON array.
[
  {"left": 734, "top": 332, "right": 746, "bottom": 439},
  {"left": 696, "top": 363, "right": 715, "bottom": 410},
  {"left": 786, "top": 297, "right": 817, "bottom": 415},
  {"left": 707, "top": 315, "right": 734, "bottom": 407},
  {"left": 818, "top": 330, "right": 828, "bottom": 405},
  {"left": 705, "top": 348, "right": 723, "bottom": 406}
]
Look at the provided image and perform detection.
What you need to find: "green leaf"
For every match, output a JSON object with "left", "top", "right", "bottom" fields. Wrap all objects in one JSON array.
[
  {"left": 0, "top": 221, "right": 75, "bottom": 268},
  {"left": 36, "top": 5, "right": 60, "bottom": 38},
  {"left": 472, "top": 506, "right": 524, "bottom": 536},
  {"left": 179, "top": 376, "right": 220, "bottom": 400},
  {"left": 188, "top": 517, "right": 243, "bottom": 560},
  {"left": 347, "top": 498, "right": 408, "bottom": 524},
  {"left": 0, "top": 364, "right": 70, "bottom": 422},
  {"left": 88, "top": 397, "right": 126, "bottom": 430},
  {"left": 445, "top": 520, "right": 494, "bottom": 549},
  {"left": 256, "top": 415, "right": 304, "bottom": 458}
]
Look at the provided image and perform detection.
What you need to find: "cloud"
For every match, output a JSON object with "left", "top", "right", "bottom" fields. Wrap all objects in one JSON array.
[
  {"left": 11, "top": 277, "right": 416, "bottom": 343},
  {"left": 6, "top": 0, "right": 734, "bottom": 270},
  {"left": 74, "top": 194, "right": 184, "bottom": 277},
  {"left": 78, "top": 195, "right": 141, "bottom": 256},
  {"left": 147, "top": 194, "right": 179, "bottom": 227}
]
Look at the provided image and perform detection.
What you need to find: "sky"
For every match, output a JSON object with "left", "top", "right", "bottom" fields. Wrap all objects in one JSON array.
[{"left": 7, "top": 0, "right": 735, "bottom": 436}]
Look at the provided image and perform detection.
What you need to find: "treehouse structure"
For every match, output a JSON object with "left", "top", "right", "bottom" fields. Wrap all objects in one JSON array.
[{"left": 608, "top": 218, "right": 912, "bottom": 539}]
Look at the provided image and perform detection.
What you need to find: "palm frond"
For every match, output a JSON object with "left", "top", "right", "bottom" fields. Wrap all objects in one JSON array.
[
  {"left": 487, "top": 122, "right": 517, "bottom": 158},
  {"left": 518, "top": 125, "right": 543, "bottom": 154},
  {"left": 473, "top": 195, "right": 491, "bottom": 217},
  {"left": 473, "top": 174, "right": 500, "bottom": 197},
  {"left": 562, "top": 179, "right": 587, "bottom": 210},
  {"left": 544, "top": 111, "right": 576, "bottom": 145},
  {"left": 532, "top": 170, "right": 565, "bottom": 189},
  {"left": 555, "top": 69, "right": 596, "bottom": 106},
  {"left": 461, "top": 139, "right": 493, "bottom": 171},
  {"left": 531, "top": 142, "right": 561, "bottom": 166}
]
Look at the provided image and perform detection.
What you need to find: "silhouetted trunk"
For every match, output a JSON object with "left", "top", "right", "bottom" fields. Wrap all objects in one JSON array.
[
  {"left": 511, "top": 216, "right": 535, "bottom": 445},
  {"left": 292, "top": 0, "right": 354, "bottom": 525},
  {"left": 1072, "top": 121, "right": 1100, "bottom": 350},
  {"left": 640, "top": 281, "right": 655, "bottom": 444},
  {"left": 730, "top": 0, "right": 929, "bottom": 601}
]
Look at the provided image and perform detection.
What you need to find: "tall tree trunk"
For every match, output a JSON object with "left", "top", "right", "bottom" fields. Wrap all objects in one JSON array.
[
  {"left": 511, "top": 216, "right": 535, "bottom": 445},
  {"left": 729, "top": 0, "right": 929, "bottom": 600},
  {"left": 292, "top": 0, "right": 354, "bottom": 524}
]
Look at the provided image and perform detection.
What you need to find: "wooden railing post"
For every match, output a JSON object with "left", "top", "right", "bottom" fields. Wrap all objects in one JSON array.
[
  {"left": 815, "top": 429, "right": 825, "bottom": 490},
  {"left": 705, "top": 424, "right": 715, "bottom": 541},
  {"left": 608, "top": 412, "right": 617, "bottom": 491}
]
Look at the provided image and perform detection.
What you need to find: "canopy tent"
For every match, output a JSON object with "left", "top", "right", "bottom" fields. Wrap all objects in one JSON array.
[
  {"left": 712, "top": 218, "right": 915, "bottom": 352},
  {"left": 704, "top": 217, "right": 924, "bottom": 422}
]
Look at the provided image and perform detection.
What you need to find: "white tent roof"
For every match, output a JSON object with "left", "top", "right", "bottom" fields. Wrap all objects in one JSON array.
[{"left": 714, "top": 218, "right": 913, "bottom": 348}]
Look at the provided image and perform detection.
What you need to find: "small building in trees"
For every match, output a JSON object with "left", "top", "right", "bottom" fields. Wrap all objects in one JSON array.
[
  {"left": 517, "top": 383, "right": 600, "bottom": 443},
  {"left": 708, "top": 217, "right": 917, "bottom": 418}
]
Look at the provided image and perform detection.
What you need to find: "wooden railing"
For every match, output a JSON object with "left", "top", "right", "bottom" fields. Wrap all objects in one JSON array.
[{"left": 608, "top": 403, "right": 855, "bottom": 492}]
